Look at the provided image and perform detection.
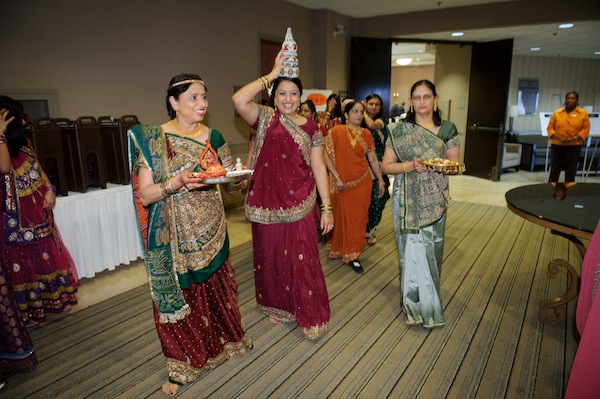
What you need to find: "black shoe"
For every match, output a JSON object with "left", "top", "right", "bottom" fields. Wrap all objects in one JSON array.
[
  {"left": 349, "top": 260, "right": 364, "bottom": 273},
  {"left": 553, "top": 183, "right": 566, "bottom": 201}
]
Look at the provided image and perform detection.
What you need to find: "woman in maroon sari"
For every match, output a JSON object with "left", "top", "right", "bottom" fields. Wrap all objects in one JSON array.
[
  {"left": 232, "top": 29, "right": 333, "bottom": 340},
  {"left": 129, "top": 75, "right": 252, "bottom": 396}
]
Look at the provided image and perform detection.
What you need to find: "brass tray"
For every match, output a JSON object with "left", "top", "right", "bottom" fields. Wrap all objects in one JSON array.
[
  {"left": 200, "top": 169, "right": 253, "bottom": 184},
  {"left": 419, "top": 159, "right": 466, "bottom": 175}
]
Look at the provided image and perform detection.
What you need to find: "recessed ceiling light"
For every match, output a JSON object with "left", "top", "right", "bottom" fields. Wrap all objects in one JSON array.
[
  {"left": 559, "top": 23, "right": 574, "bottom": 29},
  {"left": 530, "top": 47, "right": 541, "bottom": 52},
  {"left": 396, "top": 58, "right": 413, "bottom": 66},
  {"left": 451, "top": 32, "right": 464, "bottom": 37}
]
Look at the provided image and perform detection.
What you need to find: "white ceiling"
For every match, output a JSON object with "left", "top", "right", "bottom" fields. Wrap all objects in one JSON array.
[{"left": 284, "top": 0, "right": 600, "bottom": 65}]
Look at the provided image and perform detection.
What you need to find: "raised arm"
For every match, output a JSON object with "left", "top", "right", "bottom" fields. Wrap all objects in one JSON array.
[
  {"left": 0, "top": 108, "right": 14, "bottom": 174},
  {"left": 232, "top": 50, "right": 286, "bottom": 126}
]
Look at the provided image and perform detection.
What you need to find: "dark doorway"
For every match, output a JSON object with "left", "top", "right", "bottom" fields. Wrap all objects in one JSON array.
[
  {"left": 464, "top": 39, "right": 513, "bottom": 181},
  {"left": 350, "top": 37, "right": 392, "bottom": 115}
]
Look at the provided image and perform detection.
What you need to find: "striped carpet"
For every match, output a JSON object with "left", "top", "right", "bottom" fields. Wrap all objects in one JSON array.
[{"left": 3, "top": 201, "right": 581, "bottom": 399}]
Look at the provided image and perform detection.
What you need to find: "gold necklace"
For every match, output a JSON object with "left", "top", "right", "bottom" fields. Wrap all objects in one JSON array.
[
  {"left": 346, "top": 125, "right": 362, "bottom": 147},
  {"left": 418, "top": 121, "right": 434, "bottom": 130},
  {"left": 169, "top": 119, "right": 204, "bottom": 137}
]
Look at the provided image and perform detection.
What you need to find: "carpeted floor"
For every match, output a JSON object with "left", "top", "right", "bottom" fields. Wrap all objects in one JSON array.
[{"left": 2, "top": 201, "right": 581, "bottom": 398}]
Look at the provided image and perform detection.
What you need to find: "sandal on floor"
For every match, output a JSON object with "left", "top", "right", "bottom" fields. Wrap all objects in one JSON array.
[{"left": 349, "top": 260, "right": 364, "bottom": 273}]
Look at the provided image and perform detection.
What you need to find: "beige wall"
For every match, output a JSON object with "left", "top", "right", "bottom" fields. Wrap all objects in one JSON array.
[
  {"left": 0, "top": 0, "right": 315, "bottom": 157},
  {"left": 390, "top": 43, "right": 471, "bottom": 161},
  {"left": 508, "top": 55, "right": 600, "bottom": 133},
  {"left": 434, "top": 44, "right": 472, "bottom": 161},
  {"left": 390, "top": 65, "right": 434, "bottom": 112},
  {"left": 2, "top": 0, "right": 598, "bottom": 151}
]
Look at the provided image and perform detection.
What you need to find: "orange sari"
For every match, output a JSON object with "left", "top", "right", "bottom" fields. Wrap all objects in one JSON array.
[{"left": 325, "top": 124, "right": 374, "bottom": 263}]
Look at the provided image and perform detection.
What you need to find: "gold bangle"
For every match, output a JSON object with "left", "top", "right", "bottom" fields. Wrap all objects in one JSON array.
[
  {"left": 403, "top": 163, "right": 408, "bottom": 173},
  {"left": 320, "top": 204, "right": 333, "bottom": 214},
  {"left": 258, "top": 75, "right": 271, "bottom": 91},
  {"left": 159, "top": 182, "right": 167, "bottom": 197},
  {"left": 378, "top": 180, "right": 385, "bottom": 186}
]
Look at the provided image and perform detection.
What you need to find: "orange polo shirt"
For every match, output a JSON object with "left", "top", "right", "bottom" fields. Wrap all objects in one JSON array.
[{"left": 547, "top": 105, "right": 590, "bottom": 146}]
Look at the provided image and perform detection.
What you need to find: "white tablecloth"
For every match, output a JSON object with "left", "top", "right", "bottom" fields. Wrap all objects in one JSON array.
[{"left": 53, "top": 184, "right": 144, "bottom": 279}]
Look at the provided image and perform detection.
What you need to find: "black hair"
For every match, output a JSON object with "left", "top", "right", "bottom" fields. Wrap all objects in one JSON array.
[
  {"left": 405, "top": 79, "right": 442, "bottom": 127},
  {"left": 341, "top": 100, "right": 364, "bottom": 124},
  {"left": 0, "top": 95, "right": 27, "bottom": 158},
  {"left": 270, "top": 76, "right": 303, "bottom": 106},
  {"left": 565, "top": 91, "right": 579, "bottom": 101},
  {"left": 326, "top": 93, "right": 342, "bottom": 118},
  {"left": 300, "top": 99, "right": 317, "bottom": 118},
  {"left": 165, "top": 74, "right": 206, "bottom": 119},
  {"left": 363, "top": 93, "right": 384, "bottom": 127}
]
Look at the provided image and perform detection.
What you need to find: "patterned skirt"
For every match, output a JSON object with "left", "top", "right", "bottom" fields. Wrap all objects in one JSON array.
[{"left": 154, "top": 260, "right": 252, "bottom": 385}]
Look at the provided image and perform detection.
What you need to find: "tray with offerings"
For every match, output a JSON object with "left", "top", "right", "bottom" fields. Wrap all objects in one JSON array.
[
  {"left": 419, "top": 158, "right": 466, "bottom": 175},
  {"left": 198, "top": 169, "right": 253, "bottom": 184}
]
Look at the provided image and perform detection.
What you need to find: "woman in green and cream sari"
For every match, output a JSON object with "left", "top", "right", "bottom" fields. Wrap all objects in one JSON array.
[{"left": 382, "top": 80, "right": 460, "bottom": 328}]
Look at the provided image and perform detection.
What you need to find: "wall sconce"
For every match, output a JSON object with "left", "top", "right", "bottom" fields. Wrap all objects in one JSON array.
[
  {"left": 333, "top": 24, "right": 346, "bottom": 37},
  {"left": 392, "top": 92, "right": 399, "bottom": 98}
]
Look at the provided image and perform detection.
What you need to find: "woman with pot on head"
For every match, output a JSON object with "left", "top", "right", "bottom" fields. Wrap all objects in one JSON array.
[
  {"left": 232, "top": 28, "right": 332, "bottom": 340},
  {"left": 362, "top": 93, "right": 390, "bottom": 245},
  {"left": 128, "top": 75, "right": 251, "bottom": 396},
  {"left": 325, "top": 100, "right": 386, "bottom": 273},
  {"left": 382, "top": 79, "right": 460, "bottom": 329},
  {"left": 547, "top": 91, "right": 590, "bottom": 200}
]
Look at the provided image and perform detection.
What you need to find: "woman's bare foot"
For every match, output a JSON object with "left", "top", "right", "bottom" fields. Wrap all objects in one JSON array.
[
  {"left": 269, "top": 316, "right": 281, "bottom": 324},
  {"left": 162, "top": 381, "right": 179, "bottom": 396}
]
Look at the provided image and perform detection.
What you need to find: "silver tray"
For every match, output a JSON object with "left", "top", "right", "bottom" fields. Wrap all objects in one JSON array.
[{"left": 200, "top": 170, "right": 253, "bottom": 184}]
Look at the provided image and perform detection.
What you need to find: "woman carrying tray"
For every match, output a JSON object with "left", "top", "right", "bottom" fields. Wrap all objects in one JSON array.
[
  {"left": 381, "top": 79, "right": 460, "bottom": 329},
  {"left": 128, "top": 74, "right": 251, "bottom": 396}
]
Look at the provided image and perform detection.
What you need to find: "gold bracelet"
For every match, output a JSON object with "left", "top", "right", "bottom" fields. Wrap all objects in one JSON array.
[
  {"left": 320, "top": 203, "right": 333, "bottom": 214},
  {"left": 166, "top": 178, "right": 177, "bottom": 195},
  {"left": 159, "top": 182, "right": 167, "bottom": 197},
  {"left": 403, "top": 163, "right": 408, "bottom": 173},
  {"left": 378, "top": 180, "right": 385, "bottom": 186},
  {"left": 258, "top": 75, "right": 271, "bottom": 91}
]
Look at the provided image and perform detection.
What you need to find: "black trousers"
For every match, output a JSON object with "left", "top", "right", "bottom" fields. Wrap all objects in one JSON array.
[{"left": 549, "top": 144, "right": 581, "bottom": 183}]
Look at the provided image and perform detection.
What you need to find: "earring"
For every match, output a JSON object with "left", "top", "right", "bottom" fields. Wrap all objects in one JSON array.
[
  {"left": 433, "top": 102, "right": 437, "bottom": 112},
  {"left": 409, "top": 105, "right": 413, "bottom": 114}
]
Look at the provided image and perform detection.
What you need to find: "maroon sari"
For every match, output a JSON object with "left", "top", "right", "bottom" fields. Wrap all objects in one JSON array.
[
  {"left": 245, "top": 106, "right": 330, "bottom": 340},
  {"left": 0, "top": 261, "right": 37, "bottom": 373},
  {"left": 2, "top": 146, "right": 77, "bottom": 326},
  {"left": 565, "top": 219, "right": 600, "bottom": 398}
]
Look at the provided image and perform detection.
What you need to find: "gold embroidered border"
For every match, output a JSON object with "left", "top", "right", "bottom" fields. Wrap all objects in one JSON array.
[{"left": 246, "top": 188, "right": 316, "bottom": 224}]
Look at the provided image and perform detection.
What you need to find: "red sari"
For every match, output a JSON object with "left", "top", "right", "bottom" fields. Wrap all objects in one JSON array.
[
  {"left": 2, "top": 147, "right": 77, "bottom": 326},
  {"left": 565, "top": 219, "right": 600, "bottom": 398},
  {"left": 325, "top": 125, "right": 374, "bottom": 263},
  {"left": 245, "top": 106, "right": 330, "bottom": 340},
  {"left": 129, "top": 125, "right": 251, "bottom": 386}
]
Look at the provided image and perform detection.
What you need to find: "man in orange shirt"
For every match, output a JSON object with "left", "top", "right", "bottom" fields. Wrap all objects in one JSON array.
[{"left": 546, "top": 91, "right": 590, "bottom": 200}]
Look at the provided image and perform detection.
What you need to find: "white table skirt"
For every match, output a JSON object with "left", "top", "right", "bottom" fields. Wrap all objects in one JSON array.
[{"left": 53, "top": 184, "right": 144, "bottom": 279}]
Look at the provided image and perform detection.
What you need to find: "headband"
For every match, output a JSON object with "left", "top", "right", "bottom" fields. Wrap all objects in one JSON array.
[{"left": 167, "top": 79, "right": 205, "bottom": 91}]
